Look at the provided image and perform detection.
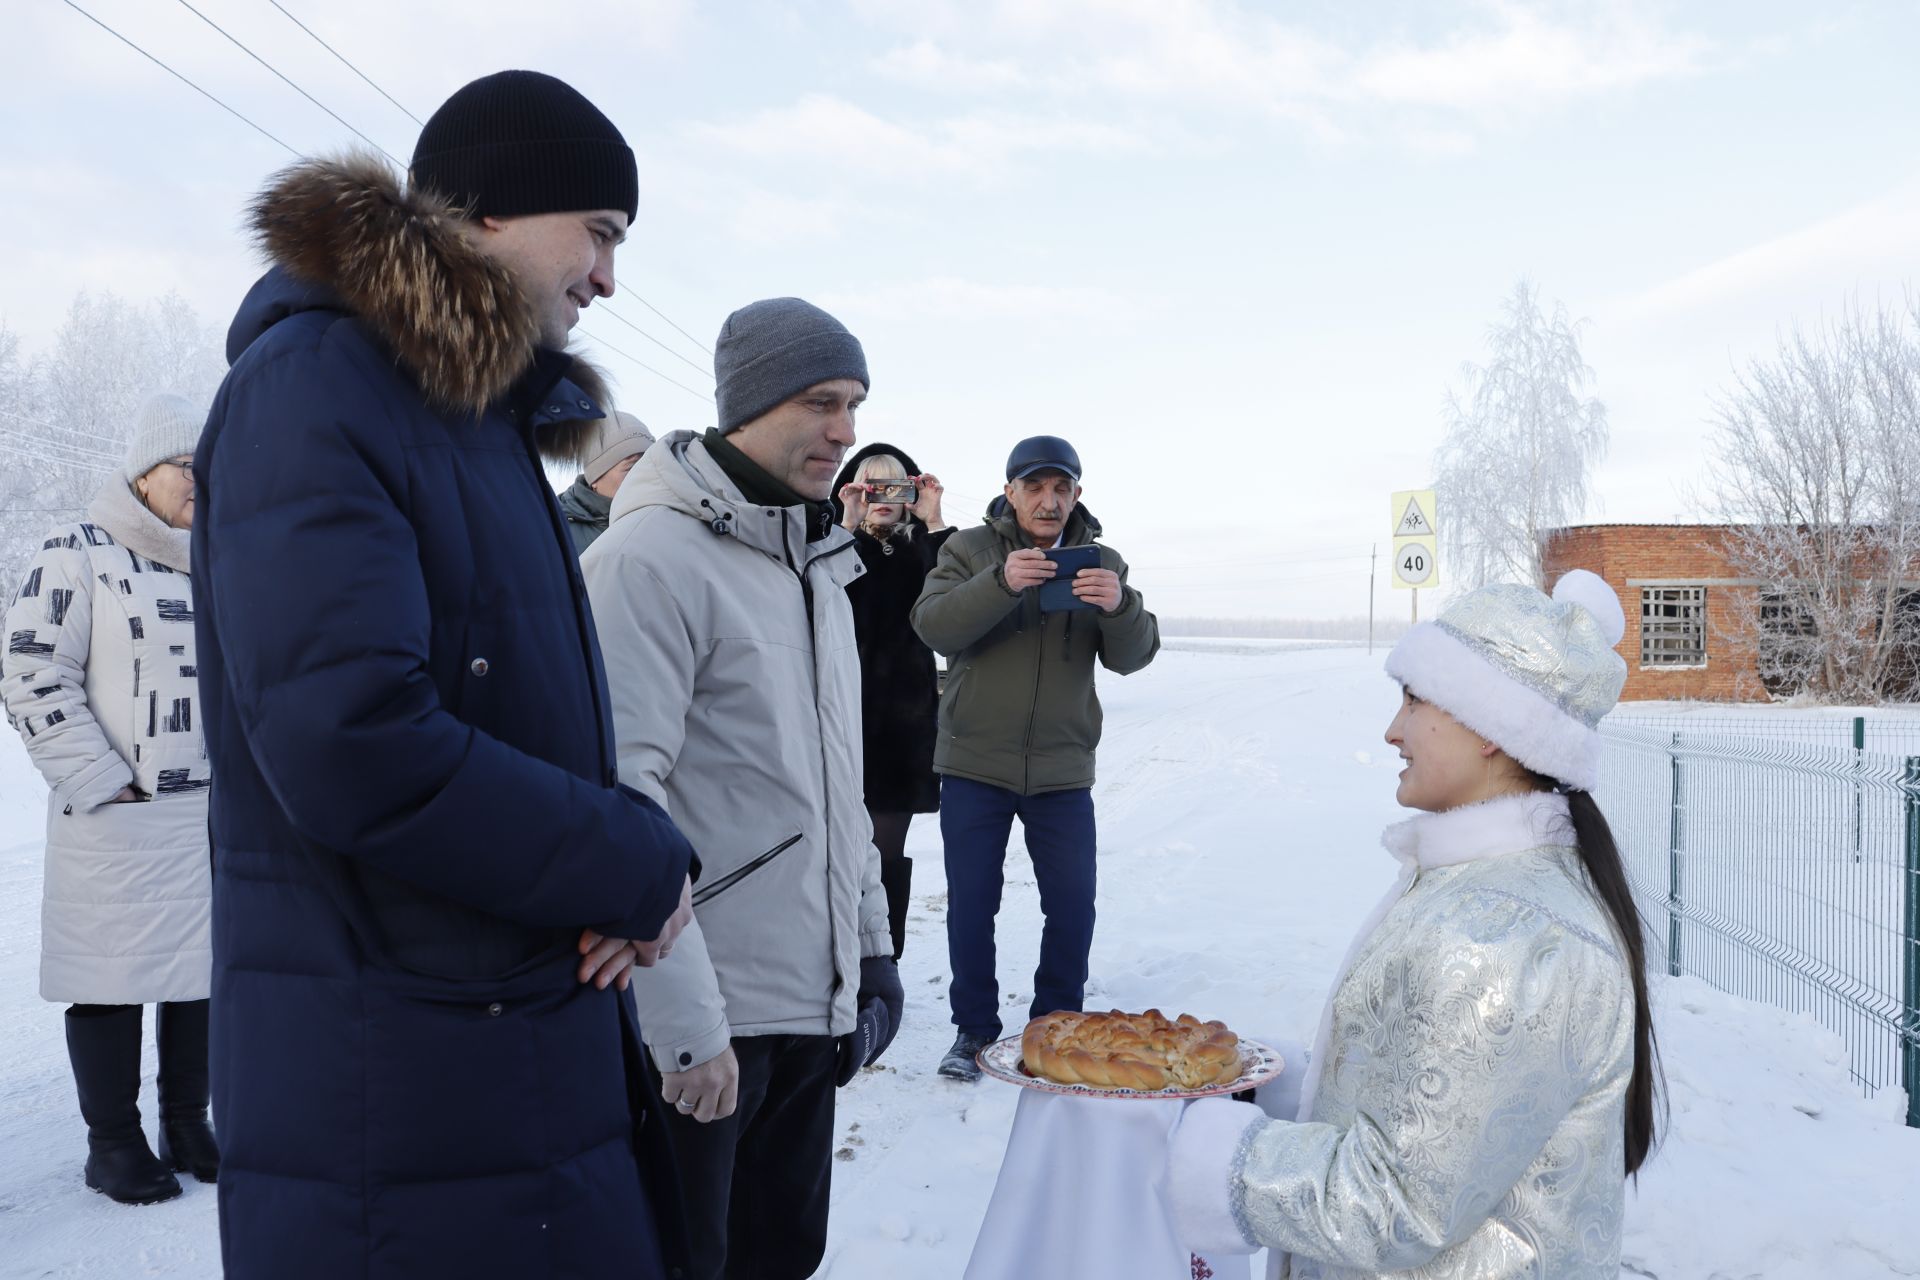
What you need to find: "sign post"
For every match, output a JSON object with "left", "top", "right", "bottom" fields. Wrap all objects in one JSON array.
[{"left": 1390, "top": 490, "right": 1439, "bottom": 622}]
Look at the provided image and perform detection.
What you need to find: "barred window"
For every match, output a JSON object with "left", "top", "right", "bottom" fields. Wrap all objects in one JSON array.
[
  {"left": 1641, "top": 586, "right": 1706, "bottom": 666},
  {"left": 1757, "top": 591, "right": 1817, "bottom": 696}
]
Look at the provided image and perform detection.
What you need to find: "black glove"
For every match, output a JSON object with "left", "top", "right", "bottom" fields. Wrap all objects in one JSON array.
[
  {"left": 833, "top": 956, "right": 905, "bottom": 1086},
  {"left": 858, "top": 955, "right": 904, "bottom": 1063}
]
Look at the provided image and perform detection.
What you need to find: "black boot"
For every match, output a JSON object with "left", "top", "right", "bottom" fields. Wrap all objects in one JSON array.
[
  {"left": 65, "top": 1006, "right": 182, "bottom": 1205},
  {"left": 156, "top": 1000, "right": 219, "bottom": 1183},
  {"left": 937, "top": 1031, "right": 991, "bottom": 1083}
]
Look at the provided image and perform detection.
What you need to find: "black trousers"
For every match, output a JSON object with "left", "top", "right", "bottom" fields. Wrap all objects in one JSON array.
[
  {"left": 657, "top": 1034, "right": 839, "bottom": 1280},
  {"left": 868, "top": 808, "right": 913, "bottom": 960}
]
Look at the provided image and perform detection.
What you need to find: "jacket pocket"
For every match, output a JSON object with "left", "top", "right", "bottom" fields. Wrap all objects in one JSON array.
[
  {"left": 938, "top": 666, "right": 971, "bottom": 737},
  {"left": 691, "top": 833, "right": 803, "bottom": 908}
]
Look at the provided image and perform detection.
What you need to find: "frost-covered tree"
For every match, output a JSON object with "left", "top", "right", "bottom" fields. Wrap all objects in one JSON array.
[
  {"left": 0, "top": 291, "right": 226, "bottom": 589},
  {"left": 1711, "top": 300, "right": 1920, "bottom": 703},
  {"left": 1434, "top": 280, "right": 1609, "bottom": 588}
]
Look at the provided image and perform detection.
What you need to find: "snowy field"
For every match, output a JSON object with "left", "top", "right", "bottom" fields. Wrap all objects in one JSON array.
[{"left": 2, "top": 647, "right": 1917, "bottom": 1277}]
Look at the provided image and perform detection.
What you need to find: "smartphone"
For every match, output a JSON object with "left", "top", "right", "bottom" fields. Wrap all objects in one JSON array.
[
  {"left": 868, "top": 481, "right": 917, "bottom": 505},
  {"left": 1036, "top": 545, "right": 1101, "bottom": 613}
]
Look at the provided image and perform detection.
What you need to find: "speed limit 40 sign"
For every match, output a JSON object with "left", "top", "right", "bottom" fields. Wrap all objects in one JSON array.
[
  {"left": 1389, "top": 490, "right": 1439, "bottom": 590},
  {"left": 1392, "top": 537, "right": 1437, "bottom": 587}
]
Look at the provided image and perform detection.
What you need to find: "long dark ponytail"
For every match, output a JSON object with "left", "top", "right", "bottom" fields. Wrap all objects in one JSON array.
[{"left": 1532, "top": 775, "right": 1665, "bottom": 1175}]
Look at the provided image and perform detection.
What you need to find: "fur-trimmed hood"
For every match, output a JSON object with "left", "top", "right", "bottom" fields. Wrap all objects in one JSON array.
[{"left": 232, "top": 150, "right": 609, "bottom": 463}]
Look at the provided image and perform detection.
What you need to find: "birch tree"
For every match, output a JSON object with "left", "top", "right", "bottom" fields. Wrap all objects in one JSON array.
[
  {"left": 1434, "top": 280, "right": 1609, "bottom": 588},
  {"left": 0, "top": 291, "right": 225, "bottom": 589},
  {"left": 1711, "top": 300, "right": 1920, "bottom": 703}
]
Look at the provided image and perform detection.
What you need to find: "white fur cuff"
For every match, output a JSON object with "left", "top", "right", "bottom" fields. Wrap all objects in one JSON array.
[{"left": 1168, "top": 1098, "right": 1266, "bottom": 1256}]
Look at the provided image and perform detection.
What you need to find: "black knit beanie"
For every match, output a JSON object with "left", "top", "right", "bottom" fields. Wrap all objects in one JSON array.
[{"left": 411, "top": 70, "right": 637, "bottom": 222}]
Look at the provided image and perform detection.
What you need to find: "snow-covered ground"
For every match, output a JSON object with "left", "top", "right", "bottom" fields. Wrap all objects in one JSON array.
[{"left": 2, "top": 647, "right": 1916, "bottom": 1277}]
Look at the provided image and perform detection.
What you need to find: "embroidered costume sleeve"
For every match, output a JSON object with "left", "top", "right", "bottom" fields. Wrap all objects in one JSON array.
[{"left": 1227, "top": 872, "right": 1633, "bottom": 1277}]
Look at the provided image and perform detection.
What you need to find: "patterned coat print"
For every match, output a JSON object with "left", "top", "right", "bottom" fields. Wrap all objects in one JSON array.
[
  {"left": 191, "top": 155, "right": 695, "bottom": 1279},
  {"left": 3, "top": 476, "right": 210, "bottom": 1005},
  {"left": 1171, "top": 793, "right": 1636, "bottom": 1279}
]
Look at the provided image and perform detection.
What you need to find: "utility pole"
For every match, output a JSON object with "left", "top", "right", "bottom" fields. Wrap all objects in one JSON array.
[{"left": 1368, "top": 543, "right": 1377, "bottom": 654}]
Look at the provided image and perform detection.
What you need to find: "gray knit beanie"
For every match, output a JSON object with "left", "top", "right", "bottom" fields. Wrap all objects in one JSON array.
[
  {"left": 581, "top": 410, "right": 655, "bottom": 482},
  {"left": 123, "top": 394, "right": 205, "bottom": 485},
  {"left": 714, "top": 298, "right": 868, "bottom": 433}
]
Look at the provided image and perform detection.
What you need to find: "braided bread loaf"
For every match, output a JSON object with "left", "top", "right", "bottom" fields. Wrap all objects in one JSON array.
[{"left": 1020, "top": 1009, "right": 1241, "bottom": 1091}]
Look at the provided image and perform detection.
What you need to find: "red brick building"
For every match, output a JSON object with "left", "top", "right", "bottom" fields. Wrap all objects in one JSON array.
[
  {"left": 1541, "top": 523, "right": 1920, "bottom": 702},
  {"left": 1541, "top": 524, "right": 1760, "bottom": 701}
]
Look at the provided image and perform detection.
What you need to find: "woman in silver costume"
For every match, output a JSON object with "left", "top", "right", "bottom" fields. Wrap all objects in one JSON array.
[{"left": 1168, "top": 570, "right": 1662, "bottom": 1279}]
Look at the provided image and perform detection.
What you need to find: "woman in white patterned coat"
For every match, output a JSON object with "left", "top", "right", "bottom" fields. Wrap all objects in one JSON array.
[
  {"left": 2, "top": 394, "right": 218, "bottom": 1205},
  {"left": 1167, "top": 571, "right": 1662, "bottom": 1279}
]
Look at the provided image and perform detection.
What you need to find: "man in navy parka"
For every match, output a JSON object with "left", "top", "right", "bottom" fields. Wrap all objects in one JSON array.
[{"left": 190, "top": 72, "right": 697, "bottom": 1278}]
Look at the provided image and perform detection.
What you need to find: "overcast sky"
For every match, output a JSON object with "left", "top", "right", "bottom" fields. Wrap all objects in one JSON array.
[{"left": 5, "top": 0, "right": 1919, "bottom": 618}]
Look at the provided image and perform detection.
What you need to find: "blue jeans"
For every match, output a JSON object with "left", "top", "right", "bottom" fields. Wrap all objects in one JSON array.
[{"left": 940, "top": 776, "right": 1097, "bottom": 1040}]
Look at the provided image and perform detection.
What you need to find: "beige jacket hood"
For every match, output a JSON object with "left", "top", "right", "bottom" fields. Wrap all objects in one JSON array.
[{"left": 583, "top": 431, "right": 888, "bottom": 1073}]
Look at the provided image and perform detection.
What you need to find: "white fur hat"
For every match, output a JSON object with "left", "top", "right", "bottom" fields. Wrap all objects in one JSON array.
[
  {"left": 122, "top": 393, "right": 205, "bottom": 485},
  {"left": 580, "top": 410, "right": 654, "bottom": 483},
  {"left": 1384, "top": 569, "right": 1628, "bottom": 790}
]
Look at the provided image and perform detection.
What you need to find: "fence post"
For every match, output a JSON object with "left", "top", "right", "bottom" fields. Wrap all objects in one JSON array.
[
  {"left": 1668, "top": 732, "right": 1684, "bottom": 979},
  {"left": 1855, "top": 716, "right": 1866, "bottom": 863},
  {"left": 1903, "top": 756, "right": 1920, "bottom": 1130}
]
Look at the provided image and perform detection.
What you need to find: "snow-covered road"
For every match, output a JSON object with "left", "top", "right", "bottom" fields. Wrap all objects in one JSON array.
[{"left": 2, "top": 646, "right": 1915, "bottom": 1277}]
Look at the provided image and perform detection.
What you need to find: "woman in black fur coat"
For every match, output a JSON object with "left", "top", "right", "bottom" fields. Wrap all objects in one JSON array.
[{"left": 832, "top": 443, "right": 951, "bottom": 959}]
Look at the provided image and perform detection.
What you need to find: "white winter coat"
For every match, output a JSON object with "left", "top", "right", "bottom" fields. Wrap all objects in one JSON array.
[
  {"left": 2, "top": 478, "right": 212, "bottom": 1004},
  {"left": 581, "top": 432, "right": 889, "bottom": 1074}
]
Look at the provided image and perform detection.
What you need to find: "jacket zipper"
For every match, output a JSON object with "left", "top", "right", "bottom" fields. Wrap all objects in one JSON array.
[
  {"left": 691, "top": 832, "right": 804, "bottom": 907},
  {"left": 783, "top": 518, "right": 858, "bottom": 992},
  {"left": 1019, "top": 560, "right": 1043, "bottom": 794}
]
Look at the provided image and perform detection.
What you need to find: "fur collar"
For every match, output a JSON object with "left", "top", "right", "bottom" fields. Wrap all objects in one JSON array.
[
  {"left": 1382, "top": 791, "right": 1574, "bottom": 870},
  {"left": 86, "top": 477, "right": 191, "bottom": 573},
  {"left": 247, "top": 149, "right": 612, "bottom": 460}
]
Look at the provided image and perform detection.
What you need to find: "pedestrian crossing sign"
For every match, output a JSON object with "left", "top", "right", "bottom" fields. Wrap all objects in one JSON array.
[{"left": 1392, "top": 490, "right": 1436, "bottom": 537}]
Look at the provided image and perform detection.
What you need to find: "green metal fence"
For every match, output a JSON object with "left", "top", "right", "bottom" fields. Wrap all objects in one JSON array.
[{"left": 1597, "top": 720, "right": 1920, "bottom": 1128}]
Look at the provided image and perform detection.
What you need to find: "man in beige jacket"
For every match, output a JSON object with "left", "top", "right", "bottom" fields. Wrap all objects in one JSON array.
[{"left": 581, "top": 298, "right": 904, "bottom": 1280}]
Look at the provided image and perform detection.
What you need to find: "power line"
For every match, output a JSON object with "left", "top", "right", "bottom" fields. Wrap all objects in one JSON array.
[
  {"left": 0, "top": 423, "right": 121, "bottom": 463},
  {"left": 624, "top": 292, "right": 712, "bottom": 359},
  {"left": 592, "top": 306, "right": 712, "bottom": 377},
  {"left": 171, "top": 0, "right": 401, "bottom": 165},
  {"left": 0, "top": 440, "right": 111, "bottom": 475},
  {"left": 0, "top": 409, "right": 123, "bottom": 458},
  {"left": 261, "top": 0, "right": 715, "bottom": 364},
  {"left": 265, "top": 0, "right": 422, "bottom": 126},
  {"left": 60, "top": 0, "right": 296, "bottom": 156},
  {"left": 573, "top": 331, "right": 715, "bottom": 405},
  {"left": 67, "top": 0, "right": 714, "bottom": 401}
]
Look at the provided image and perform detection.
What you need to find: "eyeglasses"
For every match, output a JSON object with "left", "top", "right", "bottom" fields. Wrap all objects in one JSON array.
[{"left": 165, "top": 459, "right": 194, "bottom": 478}]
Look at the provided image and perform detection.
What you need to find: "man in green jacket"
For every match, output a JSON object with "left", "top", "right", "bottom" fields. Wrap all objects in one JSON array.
[{"left": 910, "top": 436, "right": 1160, "bottom": 1081}]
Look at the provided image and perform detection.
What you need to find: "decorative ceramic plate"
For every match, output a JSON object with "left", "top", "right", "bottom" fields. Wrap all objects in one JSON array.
[{"left": 976, "top": 1034, "right": 1285, "bottom": 1101}]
